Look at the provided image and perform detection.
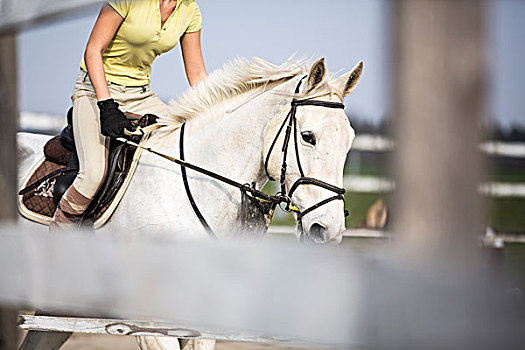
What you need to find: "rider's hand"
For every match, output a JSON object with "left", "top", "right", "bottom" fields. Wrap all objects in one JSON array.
[{"left": 97, "top": 98, "right": 133, "bottom": 138}]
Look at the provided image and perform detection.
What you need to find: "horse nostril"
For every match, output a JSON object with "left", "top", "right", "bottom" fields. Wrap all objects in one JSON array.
[{"left": 309, "top": 223, "right": 327, "bottom": 241}]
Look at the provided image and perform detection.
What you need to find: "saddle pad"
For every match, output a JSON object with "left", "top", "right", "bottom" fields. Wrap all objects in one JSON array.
[
  {"left": 18, "top": 135, "right": 149, "bottom": 229},
  {"left": 19, "top": 158, "right": 62, "bottom": 222}
]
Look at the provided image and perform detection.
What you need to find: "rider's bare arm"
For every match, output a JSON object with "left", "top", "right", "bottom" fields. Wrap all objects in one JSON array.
[
  {"left": 180, "top": 30, "right": 207, "bottom": 87},
  {"left": 84, "top": 4, "right": 124, "bottom": 101}
]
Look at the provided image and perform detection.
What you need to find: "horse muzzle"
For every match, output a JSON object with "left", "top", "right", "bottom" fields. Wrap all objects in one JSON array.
[{"left": 296, "top": 220, "right": 344, "bottom": 246}]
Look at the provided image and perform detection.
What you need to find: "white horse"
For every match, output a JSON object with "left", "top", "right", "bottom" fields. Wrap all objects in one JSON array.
[{"left": 17, "top": 57, "right": 363, "bottom": 349}]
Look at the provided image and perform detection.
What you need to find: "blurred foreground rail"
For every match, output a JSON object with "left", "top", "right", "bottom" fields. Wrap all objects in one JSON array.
[
  {"left": 0, "top": 228, "right": 365, "bottom": 347},
  {"left": 18, "top": 315, "right": 300, "bottom": 346},
  {"left": 2, "top": 227, "right": 525, "bottom": 349}
]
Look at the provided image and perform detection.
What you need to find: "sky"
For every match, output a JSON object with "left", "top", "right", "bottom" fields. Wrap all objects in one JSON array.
[
  {"left": 16, "top": 0, "right": 525, "bottom": 127},
  {"left": 490, "top": 0, "right": 525, "bottom": 128}
]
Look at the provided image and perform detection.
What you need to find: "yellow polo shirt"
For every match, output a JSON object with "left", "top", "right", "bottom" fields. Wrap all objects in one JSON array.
[{"left": 80, "top": 0, "right": 202, "bottom": 86}]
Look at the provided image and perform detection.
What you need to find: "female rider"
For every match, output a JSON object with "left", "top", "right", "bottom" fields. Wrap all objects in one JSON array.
[
  {"left": 22, "top": 1, "right": 208, "bottom": 348},
  {"left": 50, "top": 0, "right": 207, "bottom": 230}
]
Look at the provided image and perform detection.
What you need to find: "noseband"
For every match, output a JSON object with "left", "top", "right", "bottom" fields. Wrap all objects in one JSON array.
[{"left": 264, "top": 77, "right": 348, "bottom": 221}]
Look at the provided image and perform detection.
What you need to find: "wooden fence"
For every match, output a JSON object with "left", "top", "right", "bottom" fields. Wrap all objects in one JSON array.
[{"left": 1, "top": 228, "right": 365, "bottom": 347}]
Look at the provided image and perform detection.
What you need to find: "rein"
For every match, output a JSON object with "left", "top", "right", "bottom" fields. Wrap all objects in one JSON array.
[
  {"left": 117, "top": 76, "right": 349, "bottom": 235},
  {"left": 117, "top": 136, "right": 288, "bottom": 238}
]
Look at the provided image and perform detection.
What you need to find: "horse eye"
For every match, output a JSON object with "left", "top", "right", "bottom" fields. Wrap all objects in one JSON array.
[{"left": 301, "top": 131, "right": 316, "bottom": 146}]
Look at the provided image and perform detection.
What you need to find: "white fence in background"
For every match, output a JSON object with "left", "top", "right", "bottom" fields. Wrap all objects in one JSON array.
[
  {"left": 18, "top": 112, "right": 525, "bottom": 197},
  {"left": 350, "top": 134, "right": 525, "bottom": 197},
  {"left": 344, "top": 175, "right": 395, "bottom": 193},
  {"left": 480, "top": 141, "right": 525, "bottom": 158},
  {"left": 479, "top": 182, "right": 525, "bottom": 198},
  {"left": 19, "top": 112, "right": 66, "bottom": 134},
  {"left": 351, "top": 133, "right": 525, "bottom": 158},
  {"left": 351, "top": 134, "right": 395, "bottom": 152},
  {"left": 268, "top": 226, "right": 525, "bottom": 245},
  {"left": 19, "top": 112, "right": 525, "bottom": 156}
]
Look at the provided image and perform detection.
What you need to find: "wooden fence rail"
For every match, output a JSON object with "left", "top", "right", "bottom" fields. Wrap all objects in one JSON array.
[
  {"left": 0, "top": 227, "right": 365, "bottom": 346},
  {"left": 18, "top": 316, "right": 299, "bottom": 345},
  {"left": 2, "top": 226, "right": 524, "bottom": 348}
]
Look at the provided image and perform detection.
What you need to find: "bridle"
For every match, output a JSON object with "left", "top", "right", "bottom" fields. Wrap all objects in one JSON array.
[
  {"left": 263, "top": 76, "right": 348, "bottom": 222},
  {"left": 118, "top": 76, "right": 349, "bottom": 238}
]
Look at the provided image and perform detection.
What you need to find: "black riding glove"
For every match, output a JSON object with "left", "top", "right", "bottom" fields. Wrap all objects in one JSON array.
[{"left": 97, "top": 98, "right": 134, "bottom": 138}]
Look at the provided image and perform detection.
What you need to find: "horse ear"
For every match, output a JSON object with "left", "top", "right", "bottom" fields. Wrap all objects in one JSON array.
[
  {"left": 336, "top": 61, "right": 364, "bottom": 97},
  {"left": 306, "top": 58, "right": 326, "bottom": 93}
]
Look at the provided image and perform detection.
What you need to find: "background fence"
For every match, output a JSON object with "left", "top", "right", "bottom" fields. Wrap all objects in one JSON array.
[{"left": 17, "top": 110, "right": 525, "bottom": 242}]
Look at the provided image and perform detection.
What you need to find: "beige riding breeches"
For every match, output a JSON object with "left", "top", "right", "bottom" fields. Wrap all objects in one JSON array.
[{"left": 50, "top": 70, "right": 170, "bottom": 229}]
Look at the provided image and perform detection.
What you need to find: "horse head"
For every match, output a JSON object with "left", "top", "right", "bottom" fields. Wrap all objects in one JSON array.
[{"left": 264, "top": 58, "right": 363, "bottom": 245}]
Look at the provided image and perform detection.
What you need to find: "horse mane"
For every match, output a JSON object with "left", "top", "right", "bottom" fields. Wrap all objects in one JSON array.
[{"left": 161, "top": 57, "right": 309, "bottom": 127}]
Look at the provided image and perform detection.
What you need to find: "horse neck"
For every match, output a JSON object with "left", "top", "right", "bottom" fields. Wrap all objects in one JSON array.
[{"left": 179, "top": 78, "right": 297, "bottom": 189}]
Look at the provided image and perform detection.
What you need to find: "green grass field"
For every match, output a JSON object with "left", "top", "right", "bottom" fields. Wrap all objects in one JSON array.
[
  {"left": 487, "top": 197, "right": 525, "bottom": 233},
  {"left": 269, "top": 190, "right": 388, "bottom": 229},
  {"left": 485, "top": 166, "right": 525, "bottom": 183},
  {"left": 269, "top": 160, "right": 525, "bottom": 232},
  {"left": 272, "top": 195, "right": 525, "bottom": 232},
  {"left": 484, "top": 162, "right": 525, "bottom": 232},
  {"left": 344, "top": 192, "right": 387, "bottom": 228}
]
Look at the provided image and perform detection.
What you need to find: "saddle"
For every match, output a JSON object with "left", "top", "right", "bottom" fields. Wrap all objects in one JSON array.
[{"left": 18, "top": 108, "right": 158, "bottom": 229}]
